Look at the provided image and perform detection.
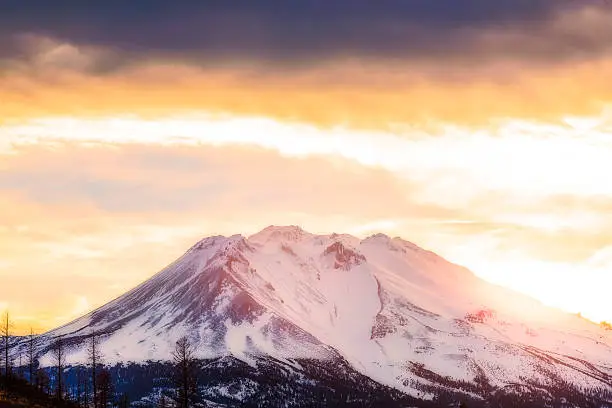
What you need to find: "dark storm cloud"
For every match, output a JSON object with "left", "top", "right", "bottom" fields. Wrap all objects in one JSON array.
[{"left": 0, "top": 0, "right": 606, "bottom": 69}]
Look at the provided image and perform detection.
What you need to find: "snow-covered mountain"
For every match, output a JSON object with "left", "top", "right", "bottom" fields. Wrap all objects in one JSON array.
[{"left": 24, "top": 226, "right": 612, "bottom": 405}]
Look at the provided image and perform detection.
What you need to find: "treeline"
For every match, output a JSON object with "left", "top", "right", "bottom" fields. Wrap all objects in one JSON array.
[
  {"left": 2, "top": 310, "right": 611, "bottom": 408},
  {"left": 406, "top": 359, "right": 612, "bottom": 408},
  {"left": 0, "top": 311, "right": 197, "bottom": 407}
]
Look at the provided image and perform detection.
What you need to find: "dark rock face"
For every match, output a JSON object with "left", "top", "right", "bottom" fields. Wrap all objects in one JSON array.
[
  {"left": 465, "top": 309, "right": 496, "bottom": 324},
  {"left": 323, "top": 242, "right": 366, "bottom": 270}
]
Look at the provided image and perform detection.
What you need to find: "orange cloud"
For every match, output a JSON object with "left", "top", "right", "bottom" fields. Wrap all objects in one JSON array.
[{"left": 2, "top": 51, "right": 612, "bottom": 128}]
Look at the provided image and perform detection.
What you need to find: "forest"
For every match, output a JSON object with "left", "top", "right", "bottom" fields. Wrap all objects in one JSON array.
[{"left": 1, "top": 311, "right": 611, "bottom": 408}]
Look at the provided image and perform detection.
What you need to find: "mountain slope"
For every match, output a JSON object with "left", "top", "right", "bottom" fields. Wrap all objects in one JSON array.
[{"left": 21, "top": 226, "right": 612, "bottom": 404}]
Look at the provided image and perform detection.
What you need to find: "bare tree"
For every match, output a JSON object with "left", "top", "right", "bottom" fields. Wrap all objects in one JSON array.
[
  {"left": 172, "top": 336, "right": 198, "bottom": 408},
  {"left": 87, "top": 329, "right": 103, "bottom": 408},
  {"left": 27, "top": 328, "right": 37, "bottom": 384},
  {"left": 51, "top": 336, "right": 65, "bottom": 401},
  {"left": 1, "top": 311, "right": 12, "bottom": 378}
]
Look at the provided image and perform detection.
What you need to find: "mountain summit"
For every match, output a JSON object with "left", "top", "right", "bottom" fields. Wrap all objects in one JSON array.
[{"left": 25, "top": 226, "right": 612, "bottom": 404}]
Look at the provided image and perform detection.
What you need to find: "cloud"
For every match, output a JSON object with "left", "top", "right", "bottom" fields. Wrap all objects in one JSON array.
[
  {"left": 4, "top": 55, "right": 612, "bottom": 127},
  {"left": 0, "top": 140, "right": 451, "bottom": 331},
  {"left": 3, "top": 2, "right": 612, "bottom": 127},
  {"left": 1, "top": 135, "right": 611, "bottom": 329},
  {"left": 0, "top": 142, "right": 461, "bottom": 222},
  {"left": 3, "top": 134, "right": 611, "bottom": 260},
  {"left": 0, "top": 34, "right": 117, "bottom": 74},
  {"left": 5, "top": 115, "right": 612, "bottom": 201},
  {"left": 1, "top": 1, "right": 607, "bottom": 68}
]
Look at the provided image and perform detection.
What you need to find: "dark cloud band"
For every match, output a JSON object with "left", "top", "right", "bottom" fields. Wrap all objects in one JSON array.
[{"left": 0, "top": 1, "right": 608, "bottom": 70}]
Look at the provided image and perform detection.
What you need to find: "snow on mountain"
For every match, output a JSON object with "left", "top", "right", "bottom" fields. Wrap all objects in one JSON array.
[{"left": 28, "top": 225, "right": 612, "bottom": 398}]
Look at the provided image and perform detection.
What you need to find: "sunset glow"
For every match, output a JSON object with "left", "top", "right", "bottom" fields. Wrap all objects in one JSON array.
[{"left": 1, "top": 1, "right": 612, "bottom": 332}]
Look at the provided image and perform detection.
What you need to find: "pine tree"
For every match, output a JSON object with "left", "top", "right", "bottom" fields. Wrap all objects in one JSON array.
[
  {"left": 96, "top": 368, "right": 113, "bottom": 408},
  {"left": 1, "top": 311, "right": 12, "bottom": 378},
  {"left": 51, "top": 336, "right": 65, "bottom": 401},
  {"left": 87, "top": 329, "right": 103, "bottom": 407},
  {"left": 27, "top": 328, "right": 36, "bottom": 384},
  {"left": 172, "top": 336, "right": 198, "bottom": 408}
]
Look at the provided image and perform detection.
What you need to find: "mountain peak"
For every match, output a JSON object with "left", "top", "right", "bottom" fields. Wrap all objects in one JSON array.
[
  {"left": 30, "top": 226, "right": 612, "bottom": 406},
  {"left": 364, "top": 233, "right": 391, "bottom": 241},
  {"left": 188, "top": 235, "right": 231, "bottom": 252},
  {"left": 249, "top": 225, "right": 309, "bottom": 243}
]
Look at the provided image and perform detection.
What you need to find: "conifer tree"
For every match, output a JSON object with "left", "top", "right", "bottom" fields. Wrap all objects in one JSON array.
[
  {"left": 1, "top": 311, "right": 12, "bottom": 378},
  {"left": 51, "top": 336, "right": 65, "bottom": 401},
  {"left": 87, "top": 329, "right": 103, "bottom": 408},
  {"left": 172, "top": 336, "right": 198, "bottom": 408},
  {"left": 27, "top": 328, "right": 37, "bottom": 384},
  {"left": 96, "top": 368, "right": 113, "bottom": 408}
]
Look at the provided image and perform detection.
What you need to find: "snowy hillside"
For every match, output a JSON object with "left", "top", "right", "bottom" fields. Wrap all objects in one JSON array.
[{"left": 20, "top": 226, "right": 612, "bottom": 404}]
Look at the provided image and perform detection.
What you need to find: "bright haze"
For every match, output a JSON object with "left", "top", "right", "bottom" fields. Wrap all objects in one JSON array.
[{"left": 0, "top": 0, "right": 611, "bottom": 332}]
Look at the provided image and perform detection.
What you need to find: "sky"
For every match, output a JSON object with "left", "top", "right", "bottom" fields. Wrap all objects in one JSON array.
[{"left": 1, "top": 0, "right": 611, "bottom": 332}]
